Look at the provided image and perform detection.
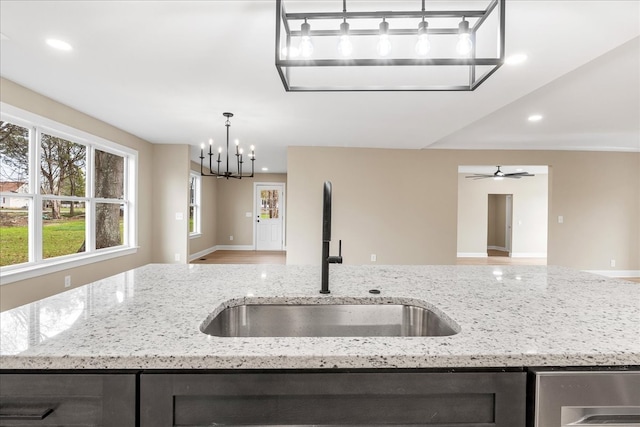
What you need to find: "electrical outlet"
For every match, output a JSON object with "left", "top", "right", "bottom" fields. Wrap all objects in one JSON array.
[
  {"left": 245, "top": 212, "right": 252, "bottom": 217},
  {"left": 558, "top": 215, "right": 564, "bottom": 224},
  {"left": 64, "top": 275, "right": 71, "bottom": 288},
  {"left": 175, "top": 212, "right": 183, "bottom": 221},
  {"left": 371, "top": 254, "right": 377, "bottom": 262},
  {"left": 610, "top": 259, "right": 616, "bottom": 268},
  {"left": 174, "top": 253, "right": 180, "bottom": 262},
  {"left": 230, "top": 235, "right": 234, "bottom": 241}
]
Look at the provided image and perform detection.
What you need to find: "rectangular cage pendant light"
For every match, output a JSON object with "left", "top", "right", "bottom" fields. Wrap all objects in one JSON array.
[{"left": 275, "top": 0, "right": 505, "bottom": 92}]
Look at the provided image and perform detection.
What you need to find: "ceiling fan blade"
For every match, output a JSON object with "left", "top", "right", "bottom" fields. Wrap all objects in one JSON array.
[
  {"left": 465, "top": 174, "right": 493, "bottom": 179},
  {"left": 504, "top": 172, "right": 535, "bottom": 177}
]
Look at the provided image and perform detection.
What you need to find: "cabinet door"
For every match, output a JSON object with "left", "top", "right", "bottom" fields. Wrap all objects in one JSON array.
[
  {"left": 0, "top": 373, "right": 136, "bottom": 426},
  {"left": 141, "top": 371, "right": 525, "bottom": 426}
]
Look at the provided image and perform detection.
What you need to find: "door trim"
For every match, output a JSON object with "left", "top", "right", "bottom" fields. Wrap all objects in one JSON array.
[{"left": 253, "top": 182, "right": 286, "bottom": 251}]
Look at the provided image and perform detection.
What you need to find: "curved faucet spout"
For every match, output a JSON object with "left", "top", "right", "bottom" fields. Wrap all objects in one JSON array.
[{"left": 322, "top": 181, "right": 332, "bottom": 242}]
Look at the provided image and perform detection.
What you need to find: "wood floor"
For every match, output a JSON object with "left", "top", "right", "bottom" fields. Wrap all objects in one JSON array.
[
  {"left": 192, "top": 250, "right": 286, "bottom": 265},
  {"left": 191, "top": 250, "right": 638, "bottom": 283}
]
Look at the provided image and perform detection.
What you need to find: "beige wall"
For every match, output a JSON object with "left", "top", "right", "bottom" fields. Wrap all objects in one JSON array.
[
  {"left": 458, "top": 173, "right": 549, "bottom": 256},
  {"left": 287, "top": 147, "right": 639, "bottom": 271},
  {"left": 216, "top": 173, "right": 287, "bottom": 247},
  {"left": 0, "top": 78, "right": 154, "bottom": 310},
  {"left": 151, "top": 145, "right": 190, "bottom": 263},
  {"left": 188, "top": 162, "right": 218, "bottom": 258}
]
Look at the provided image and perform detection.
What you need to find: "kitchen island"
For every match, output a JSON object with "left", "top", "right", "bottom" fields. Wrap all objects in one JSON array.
[
  {"left": 1, "top": 264, "right": 638, "bottom": 426},
  {"left": 2, "top": 264, "right": 638, "bottom": 369}
]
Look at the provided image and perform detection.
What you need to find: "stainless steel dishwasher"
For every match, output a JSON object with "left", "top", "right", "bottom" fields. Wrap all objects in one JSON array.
[{"left": 533, "top": 370, "right": 640, "bottom": 427}]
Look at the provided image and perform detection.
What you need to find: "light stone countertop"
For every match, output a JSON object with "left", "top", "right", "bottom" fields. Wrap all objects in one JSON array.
[{"left": 1, "top": 264, "right": 639, "bottom": 370}]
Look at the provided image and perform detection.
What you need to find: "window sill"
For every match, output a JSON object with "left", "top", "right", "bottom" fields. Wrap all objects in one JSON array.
[
  {"left": 0, "top": 247, "right": 139, "bottom": 285},
  {"left": 189, "top": 233, "right": 202, "bottom": 239}
]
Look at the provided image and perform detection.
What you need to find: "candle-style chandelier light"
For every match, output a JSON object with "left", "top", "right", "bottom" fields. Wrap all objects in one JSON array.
[
  {"left": 199, "top": 112, "right": 255, "bottom": 179},
  {"left": 275, "top": 0, "right": 505, "bottom": 91}
]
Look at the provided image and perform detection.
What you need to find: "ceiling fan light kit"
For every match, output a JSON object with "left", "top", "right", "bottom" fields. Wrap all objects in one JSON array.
[
  {"left": 465, "top": 166, "right": 535, "bottom": 180},
  {"left": 275, "top": 0, "right": 505, "bottom": 91}
]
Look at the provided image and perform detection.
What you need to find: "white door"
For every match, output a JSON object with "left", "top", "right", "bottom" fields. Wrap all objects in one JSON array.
[
  {"left": 505, "top": 194, "right": 513, "bottom": 254},
  {"left": 255, "top": 184, "right": 284, "bottom": 251}
]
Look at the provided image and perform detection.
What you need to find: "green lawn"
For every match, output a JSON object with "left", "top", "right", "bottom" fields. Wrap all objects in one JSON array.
[
  {"left": 0, "top": 205, "right": 130, "bottom": 266},
  {"left": 42, "top": 220, "right": 86, "bottom": 259},
  {"left": 0, "top": 225, "right": 29, "bottom": 266},
  {"left": 0, "top": 219, "right": 86, "bottom": 266}
]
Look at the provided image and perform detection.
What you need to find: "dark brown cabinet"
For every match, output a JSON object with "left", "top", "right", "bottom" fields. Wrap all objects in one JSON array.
[
  {"left": 0, "top": 369, "right": 526, "bottom": 426},
  {"left": 140, "top": 370, "right": 526, "bottom": 426},
  {"left": 0, "top": 373, "right": 136, "bottom": 426}
]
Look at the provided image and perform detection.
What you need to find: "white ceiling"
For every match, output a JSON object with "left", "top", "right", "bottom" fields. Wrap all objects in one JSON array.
[{"left": 1, "top": 1, "right": 638, "bottom": 173}]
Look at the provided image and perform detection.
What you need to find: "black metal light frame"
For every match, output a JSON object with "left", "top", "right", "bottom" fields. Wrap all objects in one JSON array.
[
  {"left": 275, "top": 0, "right": 505, "bottom": 92},
  {"left": 200, "top": 112, "right": 255, "bottom": 179}
]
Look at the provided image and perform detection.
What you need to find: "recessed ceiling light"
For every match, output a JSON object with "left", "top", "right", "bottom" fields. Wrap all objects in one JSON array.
[
  {"left": 528, "top": 114, "right": 543, "bottom": 122},
  {"left": 46, "top": 38, "right": 72, "bottom": 51},
  {"left": 505, "top": 53, "right": 527, "bottom": 65},
  {"left": 261, "top": 167, "right": 269, "bottom": 172}
]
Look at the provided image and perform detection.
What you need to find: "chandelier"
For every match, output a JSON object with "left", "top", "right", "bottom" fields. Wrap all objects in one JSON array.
[
  {"left": 275, "top": 0, "right": 505, "bottom": 91},
  {"left": 199, "top": 112, "right": 255, "bottom": 179}
]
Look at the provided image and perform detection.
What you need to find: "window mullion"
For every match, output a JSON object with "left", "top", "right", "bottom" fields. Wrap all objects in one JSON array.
[
  {"left": 86, "top": 145, "right": 95, "bottom": 252},
  {"left": 31, "top": 126, "right": 42, "bottom": 263}
]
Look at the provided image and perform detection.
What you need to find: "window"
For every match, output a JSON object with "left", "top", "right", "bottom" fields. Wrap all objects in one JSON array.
[
  {"left": 189, "top": 173, "right": 201, "bottom": 236},
  {"left": 0, "top": 105, "right": 137, "bottom": 283}
]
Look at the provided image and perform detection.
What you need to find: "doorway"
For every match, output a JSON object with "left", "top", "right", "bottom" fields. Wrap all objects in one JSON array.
[
  {"left": 487, "top": 194, "right": 512, "bottom": 256},
  {"left": 254, "top": 183, "right": 285, "bottom": 251},
  {"left": 456, "top": 165, "right": 549, "bottom": 263}
]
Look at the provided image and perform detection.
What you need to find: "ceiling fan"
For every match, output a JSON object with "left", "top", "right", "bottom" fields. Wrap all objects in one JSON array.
[{"left": 465, "top": 166, "right": 535, "bottom": 180}]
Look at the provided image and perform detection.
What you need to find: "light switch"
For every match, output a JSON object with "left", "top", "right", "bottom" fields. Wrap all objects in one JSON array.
[
  {"left": 558, "top": 215, "right": 563, "bottom": 224},
  {"left": 176, "top": 212, "right": 183, "bottom": 221},
  {"left": 246, "top": 212, "right": 252, "bottom": 217}
]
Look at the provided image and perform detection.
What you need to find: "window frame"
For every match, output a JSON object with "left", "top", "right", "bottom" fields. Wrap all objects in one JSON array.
[
  {"left": 0, "top": 103, "right": 138, "bottom": 285},
  {"left": 189, "top": 172, "right": 201, "bottom": 238}
]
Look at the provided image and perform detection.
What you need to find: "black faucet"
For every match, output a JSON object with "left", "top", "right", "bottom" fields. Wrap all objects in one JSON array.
[{"left": 321, "top": 181, "right": 342, "bottom": 294}]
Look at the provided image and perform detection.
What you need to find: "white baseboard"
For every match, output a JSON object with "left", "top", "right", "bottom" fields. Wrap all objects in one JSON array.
[
  {"left": 584, "top": 270, "right": 640, "bottom": 278},
  {"left": 214, "top": 245, "right": 255, "bottom": 251},
  {"left": 487, "top": 245, "right": 508, "bottom": 252},
  {"left": 189, "top": 246, "right": 217, "bottom": 262},
  {"left": 511, "top": 252, "right": 547, "bottom": 258},
  {"left": 457, "top": 252, "right": 487, "bottom": 258}
]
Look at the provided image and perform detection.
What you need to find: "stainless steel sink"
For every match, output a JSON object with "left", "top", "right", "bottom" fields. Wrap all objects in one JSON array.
[{"left": 201, "top": 303, "right": 458, "bottom": 337}]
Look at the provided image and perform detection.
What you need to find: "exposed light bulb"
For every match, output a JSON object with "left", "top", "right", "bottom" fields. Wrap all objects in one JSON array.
[
  {"left": 299, "top": 36, "right": 313, "bottom": 58},
  {"left": 299, "top": 19, "right": 313, "bottom": 58},
  {"left": 377, "top": 34, "right": 391, "bottom": 57},
  {"left": 456, "top": 18, "right": 473, "bottom": 56},
  {"left": 281, "top": 45, "right": 299, "bottom": 58},
  {"left": 457, "top": 33, "right": 473, "bottom": 55},
  {"left": 337, "top": 21, "right": 353, "bottom": 57},
  {"left": 415, "top": 20, "right": 430, "bottom": 56},
  {"left": 376, "top": 19, "right": 391, "bottom": 57}
]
